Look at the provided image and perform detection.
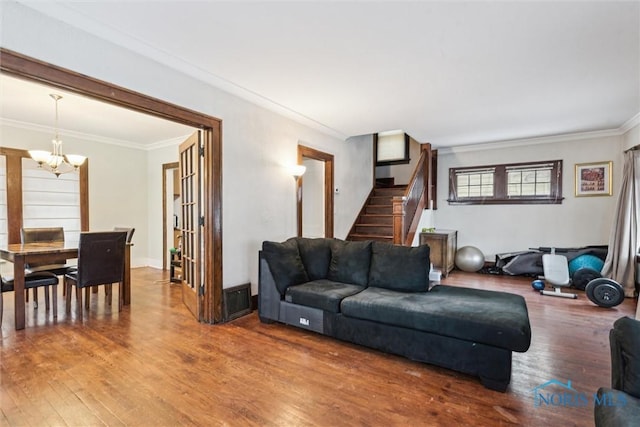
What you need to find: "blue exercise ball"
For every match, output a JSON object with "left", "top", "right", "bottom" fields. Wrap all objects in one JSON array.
[
  {"left": 455, "top": 246, "right": 485, "bottom": 272},
  {"left": 531, "top": 279, "right": 545, "bottom": 291},
  {"left": 568, "top": 254, "right": 604, "bottom": 276}
]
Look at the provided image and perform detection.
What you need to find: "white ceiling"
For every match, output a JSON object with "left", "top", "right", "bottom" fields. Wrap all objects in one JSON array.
[
  {"left": 4, "top": 1, "right": 640, "bottom": 148},
  {"left": 0, "top": 74, "right": 196, "bottom": 148}
]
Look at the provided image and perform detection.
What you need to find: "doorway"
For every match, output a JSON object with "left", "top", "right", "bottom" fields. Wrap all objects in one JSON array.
[
  {"left": 0, "top": 48, "right": 224, "bottom": 323},
  {"left": 162, "top": 161, "right": 179, "bottom": 271},
  {"left": 297, "top": 145, "right": 334, "bottom": 238}
]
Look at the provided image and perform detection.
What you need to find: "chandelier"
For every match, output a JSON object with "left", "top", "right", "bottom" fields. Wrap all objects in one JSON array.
[{"left": 28, "top": 94, "right": 86, "bottom": 177}]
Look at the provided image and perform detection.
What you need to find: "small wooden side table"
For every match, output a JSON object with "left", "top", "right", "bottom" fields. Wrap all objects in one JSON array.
[
  {"left": 170, "top": 250, "right": 182, "bottom": 283},
  {"left": 419, "top": 230, "right": 458, "bottom": 277}
]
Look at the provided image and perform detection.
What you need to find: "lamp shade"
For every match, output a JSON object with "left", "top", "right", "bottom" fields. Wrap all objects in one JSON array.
[
  {"left": 65, "top": 154, "right": 87, "bottom": 167},
  {"left": 28, "top": 150, "right": 52, "bottom": 164},
  {"left": 290, "top": 165, "right": 306, "bottom": 178}
]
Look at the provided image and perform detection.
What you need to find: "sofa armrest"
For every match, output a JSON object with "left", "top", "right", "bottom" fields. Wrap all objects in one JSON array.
[
  {"left": 594, "top": 387, "right": 640, "bottom": 427},
  {"left": 258, "top": 251, "right": 282, "bottom": 323},
  {"left": 610, "top": 317, "right": 640, "bottom": 398}
]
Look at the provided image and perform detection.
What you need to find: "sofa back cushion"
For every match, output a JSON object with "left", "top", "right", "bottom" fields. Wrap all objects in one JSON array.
[
  {"left": 369, "top": 241, "right": 430, "bottom": 292},
  {"left": 297, "top": 237, "right": 334, "bottom": 280},
  {"left": 262, "top": 238, "right": 309, "bottom": 295},
  {"left": 327, "top": 240, "right": 372, "bottom": 287}
]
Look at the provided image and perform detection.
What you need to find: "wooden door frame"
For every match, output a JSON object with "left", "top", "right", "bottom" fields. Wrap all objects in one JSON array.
[
  {"left": 0, "top": 48, "right": 223, "bottom": 323},
  {"left": 297, "top": 145, "right": 334, "bottom": 238}
]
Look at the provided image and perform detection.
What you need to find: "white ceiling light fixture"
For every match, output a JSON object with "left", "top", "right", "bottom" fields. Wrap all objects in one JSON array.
[{"left": 28, "top": 94, "right": 86, "bottom": 177}]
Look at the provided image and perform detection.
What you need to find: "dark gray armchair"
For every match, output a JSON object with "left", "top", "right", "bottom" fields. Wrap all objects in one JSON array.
[{"left": 595, "top": 316, "right": 640, "bottom": 426}]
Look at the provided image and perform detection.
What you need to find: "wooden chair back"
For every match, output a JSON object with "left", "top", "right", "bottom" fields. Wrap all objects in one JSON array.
[{"left": 75, "top": 231, "right": 127, "bottom": 289}]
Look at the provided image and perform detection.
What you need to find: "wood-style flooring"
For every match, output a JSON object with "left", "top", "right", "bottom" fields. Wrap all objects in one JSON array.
[{"left": 1, "top": 267, "right": 636, "bottom": 426}]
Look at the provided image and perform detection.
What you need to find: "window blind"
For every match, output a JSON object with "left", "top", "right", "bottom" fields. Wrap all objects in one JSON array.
[{"left": 22, "top": 158, "right": 81, "bottom": 246}]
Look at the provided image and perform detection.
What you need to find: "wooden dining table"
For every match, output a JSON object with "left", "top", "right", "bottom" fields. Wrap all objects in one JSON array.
[{"left": 0, "top": 241, "right": 132, "bottom": 330}]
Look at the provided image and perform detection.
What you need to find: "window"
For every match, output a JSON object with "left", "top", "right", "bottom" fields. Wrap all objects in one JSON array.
[
  {"left": 22, "top": 158, "right": 81, "bottom": 246},
  {"left": 0, "top": 147, "right": 88, "bottom": 244},
  {"left": 455, "top": 167, "right": 495, "bottom": 198},
  {"left": 375, "top": 131, "right": 410, "bottom": 166},
  {"left": 449, "top": 160, "right": 563, "bottom": 205}
]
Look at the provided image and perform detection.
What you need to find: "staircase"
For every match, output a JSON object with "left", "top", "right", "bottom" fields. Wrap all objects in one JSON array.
[{"left": 347, "top": 186, "right": 406, "bottom": 242}]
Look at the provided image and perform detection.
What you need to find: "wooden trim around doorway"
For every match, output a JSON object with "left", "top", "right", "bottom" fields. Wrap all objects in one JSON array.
[
  {"left": 297, "top": 145, "right": 334, "bottom": 238},
  {"left": 0, "top": 48, "right": 224, "bottom": 323}
]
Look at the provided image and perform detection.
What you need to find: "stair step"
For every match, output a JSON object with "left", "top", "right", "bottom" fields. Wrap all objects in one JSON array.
[
  {"left": 373, "top": 186, "right": 406, "bottom": 197},
  {"left": 358, "top": 214, "right": 393, "bottom": 225},
  {"left": 368, "top": 195, "right": 395, "bottom": 204},
  {"left": 348, "top": 233, "right": 393, "bottom": 242},
  {"left": 354, "top": 224, "right": 392, "bottom": 235},
  {"left": 365, "top": 205, "right": 393, "bottom": 215}
]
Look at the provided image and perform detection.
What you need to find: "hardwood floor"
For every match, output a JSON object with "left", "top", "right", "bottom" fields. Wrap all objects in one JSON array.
[{"left": 0, "top": 267, "right": 635, "bottom": 426}]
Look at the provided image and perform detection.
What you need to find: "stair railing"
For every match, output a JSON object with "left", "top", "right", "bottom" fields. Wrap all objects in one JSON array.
[{"left": 392, "top": 144, "right": 432, "bottom": 245}]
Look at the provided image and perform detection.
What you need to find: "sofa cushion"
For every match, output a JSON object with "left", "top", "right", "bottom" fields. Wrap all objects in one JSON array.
[
  {"left": 611, "top": 316, "right": 640, "bottom": 398},
  {"left": 286, "top": 280, "right": 365, "bottom": 313},
  {"left": 297, "top": 237, "right": 334, "bottom": 280},
  {"left": 340, "top": 285, "right": 531, "bottom": 352},
  {"left": 262, "top": 238, "right": 309, "bottom": 295},
  {"left": 369, "top": 241, "right": 430, "bottom": 292},
  {"left": 327, "top": 240, "right": 372, "bottom": 287}
]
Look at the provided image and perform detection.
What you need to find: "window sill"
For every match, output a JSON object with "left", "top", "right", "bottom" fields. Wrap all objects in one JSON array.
[{"left": 447, "top": 197, "right": 564, "bottom": 206}]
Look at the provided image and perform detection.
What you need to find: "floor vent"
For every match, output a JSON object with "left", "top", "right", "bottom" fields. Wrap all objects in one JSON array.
[{"left": 223, "top": 283, "right": 252, "bottom": 321}]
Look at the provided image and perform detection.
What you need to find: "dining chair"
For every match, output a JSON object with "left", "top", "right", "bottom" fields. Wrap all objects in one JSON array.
[
  {"left": 114, "top": 227, "right": 135, "bottom": 244},
  {"left": 81, "top": 227, "right": 134, "bottom": 299},
  {"left": 21, "top": 227, "right": 71, "bottom": 308},
  {"left": 65, "top": 231, "right": 127, "bottom": 321},
  {"left": 1, "top": 272, "right": 59, "bottom": 327},
  {"left": 108, "top": 227, "right": 135, "bottom": 300},
  {"left": 21, "top": 227, "right": 71, "bottom": 275}
]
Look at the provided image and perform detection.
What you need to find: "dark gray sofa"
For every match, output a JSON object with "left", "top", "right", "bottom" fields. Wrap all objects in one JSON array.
[
  {"left": 258, "top": 237, "right": 532, "bottom": 391},
  {"left": 595, "top": 316, "right": 640, "bottom": 426}
]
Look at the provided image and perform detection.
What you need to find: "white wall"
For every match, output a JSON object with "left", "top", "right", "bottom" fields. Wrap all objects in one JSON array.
[
  {"left": 336, "top": 134, "right": 374, "bottom": 238},
  {"left": 0, "top": 124, "right": 149, "bottom": 266},
  {"left": 223, "top": 107, "right": 372, "bottom": 292},
  {"left": 0, "top": 3, "right": 373, "bottom": 294},
  {"left": 146, "top": 142, "right": 184, "bottom": 269},
  {"left": 414, "top": 132, "right": 624, "bottom": 261}
]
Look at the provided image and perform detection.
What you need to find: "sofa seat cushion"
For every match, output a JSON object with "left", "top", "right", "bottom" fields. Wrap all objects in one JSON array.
[
  {"left": 340, "top": 285, "right": 531, "bottom": 352},
  {"left": 285, "top": 280, "right": 366, "bottom": 313}
]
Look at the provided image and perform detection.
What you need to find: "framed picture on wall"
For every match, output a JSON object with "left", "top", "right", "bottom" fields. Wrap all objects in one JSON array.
[{"left": 575, "top": 161, "right": 612, "bottom": 197}]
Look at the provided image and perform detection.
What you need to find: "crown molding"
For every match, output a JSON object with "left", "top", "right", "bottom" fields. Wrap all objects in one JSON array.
[
  {"left": 146, "top": 135, "right": 192, "bottom": 151},
  {"left": 620, "top": 112, "right": 640, "bottom": 134},
  {"left": 0, "top": 117, "right": 149, "bottom": 150},
  {"left": 437, "top": 125, "right": 634, "bottom": 155},
  {"left": 1, "top": 117, "right": 190, "bottom": 151}
]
